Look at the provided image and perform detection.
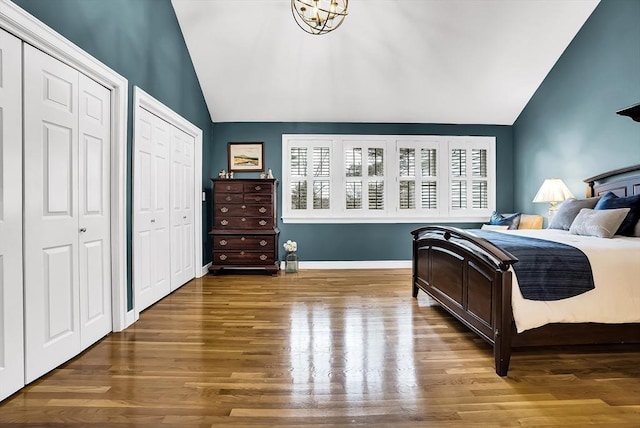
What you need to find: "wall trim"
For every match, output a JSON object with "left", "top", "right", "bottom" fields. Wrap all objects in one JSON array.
[
  {"left": 0, "top": 0, "right": 129, "bottom": 331},
  {"left": 280, "top": 260, "right": 412, "bottom": 270}
]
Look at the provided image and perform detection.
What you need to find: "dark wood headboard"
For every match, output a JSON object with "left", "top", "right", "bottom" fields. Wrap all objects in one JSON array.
[{"left": 584, "top": 164, "right": 640, "bottom": 198}]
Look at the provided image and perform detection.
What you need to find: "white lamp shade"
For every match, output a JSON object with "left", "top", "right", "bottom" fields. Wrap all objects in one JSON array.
[{"left": 532, "top": 178, "right": 574, "bottom": 203}]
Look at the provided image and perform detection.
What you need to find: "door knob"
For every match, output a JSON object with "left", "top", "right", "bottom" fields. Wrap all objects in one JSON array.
[
  {"left": 79, "top": 228, "right": 87, "bottom": 233},
  {"left": 151, "top": 219, "right": 156, "bottom": 223}
]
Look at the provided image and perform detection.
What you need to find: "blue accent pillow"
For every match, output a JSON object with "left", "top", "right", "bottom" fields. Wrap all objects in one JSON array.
[
  {"left": 489, "top": 212, "right": 521, "bottom": 230},
  {"left": 593, "top": 191, "right": 640, "bottom": 236}
]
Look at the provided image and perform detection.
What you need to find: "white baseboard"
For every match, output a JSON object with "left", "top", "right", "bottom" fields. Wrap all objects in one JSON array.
[
  {"left": 279, "top": 260, "right": 412, "bottom": 270},
  {"left": 200, "top": 262, "right": 211, "bottom": 277},
  {"left": 124, "top": 309, "right": 138, "bottom": 330}
]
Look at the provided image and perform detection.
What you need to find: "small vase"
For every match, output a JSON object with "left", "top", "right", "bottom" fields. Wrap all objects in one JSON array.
[{"left": 285, "top": 252, "right": 299, "bottom": 273}]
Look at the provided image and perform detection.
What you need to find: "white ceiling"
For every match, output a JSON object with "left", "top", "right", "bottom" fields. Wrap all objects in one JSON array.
[{"left": 171, "top": 0, "right": 600, "bottom": 125}]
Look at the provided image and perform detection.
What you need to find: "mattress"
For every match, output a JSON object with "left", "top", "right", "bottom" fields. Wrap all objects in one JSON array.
[{"left": 500, "top": 229, "right": 640, "bottom": 333}]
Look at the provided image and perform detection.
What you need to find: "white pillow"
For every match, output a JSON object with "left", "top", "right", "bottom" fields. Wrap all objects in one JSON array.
[
  {"left": 481, "top": 224, "right": 509, "bottom": 231},
  {"left": 569, "top": 208, "right": 630, "bottom": 238}
]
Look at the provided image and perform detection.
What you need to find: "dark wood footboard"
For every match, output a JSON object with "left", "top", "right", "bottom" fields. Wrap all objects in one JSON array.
[{"left": 411, "top": 226, "right": 519, "bottom": 375}]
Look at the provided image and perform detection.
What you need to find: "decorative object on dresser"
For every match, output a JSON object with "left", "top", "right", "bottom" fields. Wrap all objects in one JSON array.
[{"left": 209, "top": 178, "right": 280, "bottom": 275}]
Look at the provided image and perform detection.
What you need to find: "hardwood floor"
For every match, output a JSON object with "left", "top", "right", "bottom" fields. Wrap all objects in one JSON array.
[{"left": 1, "top": 269, "right": 639, "bottom": 427}]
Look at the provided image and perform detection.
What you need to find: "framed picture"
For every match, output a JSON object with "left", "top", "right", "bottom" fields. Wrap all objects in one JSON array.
[{"left": 227, "top": 142, "right": 264, "bottom": 172}]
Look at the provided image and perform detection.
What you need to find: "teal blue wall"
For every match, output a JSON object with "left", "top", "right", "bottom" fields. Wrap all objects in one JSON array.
[
  {"left": 513, "top": 0, "right": 640, "bottom": 216},
  {"left": 24, "top": 0, "right": 627, "bottom": 277},
  {"left": 211, "top": 123, "right": 514, "bottom": 261},
  {"left": 13, "top": 0, "right": 213, "bottom": 310}
]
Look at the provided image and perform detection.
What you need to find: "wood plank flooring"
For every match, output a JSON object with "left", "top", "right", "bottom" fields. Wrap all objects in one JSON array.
[{"left": 1, "top": 269, "right": 639, "bottom": 427}]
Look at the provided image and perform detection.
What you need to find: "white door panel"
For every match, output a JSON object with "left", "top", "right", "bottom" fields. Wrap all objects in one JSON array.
[
  {"left": 134, "top": 108, "right": 171, "bottom": 311},
  {"left": 170, "top": 127, "right": 195, "bottom": 290},
  {"left": 43, "top": 245, "right": 76, "bottom": 341},
  {"left": 23, "top": 44, "right": 81, "bottom": 383},
  {"left": 0, "top": 28, "right": 24, "bottom": 402},
  {"left": 78, "top": 73, "right": 111, "bottom": 350},
  {"left": 134, "top": 110, "right": 155, "bottom": 306}
]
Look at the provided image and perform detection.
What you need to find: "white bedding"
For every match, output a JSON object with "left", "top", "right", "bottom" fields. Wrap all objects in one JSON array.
[{"left": 498, "top": 229, "right": 640, "bottom": 333}]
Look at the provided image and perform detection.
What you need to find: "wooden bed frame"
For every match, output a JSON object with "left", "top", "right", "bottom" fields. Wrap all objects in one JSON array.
[{"left": 411, "top": 164, "right": 640, "bottom": 376}]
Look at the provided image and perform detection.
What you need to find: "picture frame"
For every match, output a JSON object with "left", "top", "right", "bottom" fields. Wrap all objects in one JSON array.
[{"left": 227, "top": 142, "right": 264, "bottom": 173}]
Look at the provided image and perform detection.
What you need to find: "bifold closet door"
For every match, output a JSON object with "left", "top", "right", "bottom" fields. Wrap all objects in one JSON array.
[
  {"left": 23, "top": 44, "right": 112, "bottom": 383},
  {"left": 170, "top": 126, "right": 195, "bottom": 290},
  {"left": 0, "top": 28, "right": 24, "bottom": 402},
  {"left": 78, "top": 73, "right": 112, "bottom": 350},
  {"left": 134, "top": 107, "right": 171, "bottom": 311}
]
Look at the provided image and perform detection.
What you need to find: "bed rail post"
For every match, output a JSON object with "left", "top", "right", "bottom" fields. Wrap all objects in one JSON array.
[
  {"left": 412, "top": 238, "right": 419, "bottom": 298},
  {"left": 494, "top": 270, "right": 513, "bottom": 376}
]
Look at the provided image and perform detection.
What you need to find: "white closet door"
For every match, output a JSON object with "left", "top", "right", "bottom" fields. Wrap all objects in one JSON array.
[
  {"left": 23, "top": 44, "right": 81, "bottom": 383},
  {"left": 170, "top": 126, "right": 195, "bottom": 290},
  {"left": 0, "top": 28, "right": 24, "bottom": 402},
  {"left": 134, "top": 107, "right": 171, "bottom": 311},
  {"left": 78, "top": 74, "right": 112, "bottom": 350}
]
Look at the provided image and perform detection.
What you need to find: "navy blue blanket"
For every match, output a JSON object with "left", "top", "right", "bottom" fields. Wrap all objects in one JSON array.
[{"left": 472, "top": 230, "right": 595, "bottom": 301}]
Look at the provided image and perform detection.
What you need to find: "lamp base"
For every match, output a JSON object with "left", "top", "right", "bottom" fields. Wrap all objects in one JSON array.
[{"left": 547, "top": 202, "right": 558, "bottom": 225}]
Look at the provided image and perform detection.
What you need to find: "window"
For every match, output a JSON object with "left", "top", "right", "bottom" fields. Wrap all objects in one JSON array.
[{"left": 282, "top": 135, "right": 495, "bottom": 223}]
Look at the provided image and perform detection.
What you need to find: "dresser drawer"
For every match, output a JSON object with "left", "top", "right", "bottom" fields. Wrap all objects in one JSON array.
[
  {"left": 244, "top": 193, "right": 272, "bottom": 203},
  {"left": 214, "top": 217, "right": 273, "bottom": 229},
  {"left": 217, "top": 182, "right": 244, "bottom": 193},
  {"left": 214, "top": 193, "right": 244, "bottom": 203},
  {"left": 213, "top": 235, "right": 274, "bottom": 250},
  {"left": 244, "top": 182, "right": 271, "bottom": 193},
  {"left": 214, "top": 250, "right": 274, "bottom": 265},
  {"left": 216, "top": 204, "right": 272, "bottom": 217}
]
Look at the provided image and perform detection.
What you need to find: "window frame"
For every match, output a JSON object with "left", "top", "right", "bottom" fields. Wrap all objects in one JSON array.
[{"left": 282, "top": 134, "right": 496, "bottom": 224}]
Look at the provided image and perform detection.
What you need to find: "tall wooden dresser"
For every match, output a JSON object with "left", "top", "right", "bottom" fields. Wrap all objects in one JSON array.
[{"left": 209, "top": 178, "right": 280, "bottom": 275}]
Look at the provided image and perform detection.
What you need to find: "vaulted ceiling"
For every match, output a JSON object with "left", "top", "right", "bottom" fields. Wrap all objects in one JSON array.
[{"left": 171, "top": 0, "right": 600, "bottom": 125}]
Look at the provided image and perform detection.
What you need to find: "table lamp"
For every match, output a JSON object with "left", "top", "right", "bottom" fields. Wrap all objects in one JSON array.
[{"left": 532, "top": 178, "right": 574, "bottom": 219}]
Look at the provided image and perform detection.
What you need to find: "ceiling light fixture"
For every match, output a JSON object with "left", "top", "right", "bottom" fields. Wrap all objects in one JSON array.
[{"left": 291, "top": 0, "right": 348, "bottom": 35}]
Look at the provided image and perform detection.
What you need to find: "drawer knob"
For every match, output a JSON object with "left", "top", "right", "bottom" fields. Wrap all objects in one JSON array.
[
  {"left": 255, "top": 197, "right": 262, "bottom": 202},
  {"left": 255, "top": 185, "right": 262, "bottom": 191},
  {"left": 260, "top": 254, "right": 267, "bottom": 261},
  {"left": 242, "top": 205, "right": 246, "bottom": 209},
  {"left": 259, "top": 240, "right": 267, "bottom": 246},
  {"left": 221, "top": 219, "right": 229, "bottom": 226},
  {"left": 225, "top": 196, "right": 232, "bottom": 201},
  {"left": 219, "top": 254, "right": 227, "bottom": 261},
  {"left": 259, "top": 220, "right": 267, "bottom": 226},
  {"left": 221, "top": 207, "right": 228, "bottom": 213},
  {"left": 220, "top": 239, "right": 227, "bottom": 246},
  {"left": 240, "top": 251, "right": 245, "bottom": 255},
  {"left": 241, "top": 237, "right": 246, "bottom": 241},
  {"left": 226, "top": 185, "right": 232, "bottom": 190},
  {"left": 241, "top": 217, "right": 246, "bottom": 222},
  {"left": 259, "top": 207, "right": 267, "bottom": 213}
]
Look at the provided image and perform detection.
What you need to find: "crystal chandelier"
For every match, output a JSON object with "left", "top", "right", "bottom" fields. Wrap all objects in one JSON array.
[{"left": 291, "top": 0, "right": 349, "bottom": 35}]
